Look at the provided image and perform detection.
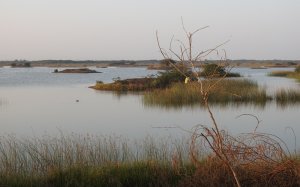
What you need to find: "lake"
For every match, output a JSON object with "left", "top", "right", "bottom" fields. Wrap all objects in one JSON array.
[{"left": 0, "top": 66, "right": 299, "bottom": 150}]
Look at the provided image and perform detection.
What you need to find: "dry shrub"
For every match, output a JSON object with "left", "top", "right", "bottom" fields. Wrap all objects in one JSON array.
[
  {"left": 156, "top": 20, "right": 300, "bottom": 187},
  {"left": 179, "top": 158, "right": 300, "bottom": 187},
  {"left": 183, "top": 125, "right": 300, "bottom": 187},
  {"left": 179, "top": 158, "right": 235, "bottom": 187}
]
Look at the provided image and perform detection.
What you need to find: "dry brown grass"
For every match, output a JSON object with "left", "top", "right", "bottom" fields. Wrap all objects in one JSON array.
[
  {"left": 178, "top": 158, "right": 300, "bottom": 187},
  {"left": 177, "top": 124, "right": 300, "bottom": 187}
]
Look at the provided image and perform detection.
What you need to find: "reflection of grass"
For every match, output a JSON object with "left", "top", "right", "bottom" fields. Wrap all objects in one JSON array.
[
  {"left": 0, "top": 134, "right": 299, "bottom": 186},
  {"left": 0, "top": 98, "right": 7, "bottom": 106},
  {"left": 275, "top": 89, "right": 300, "bottom": 108},
  {"left": 144, "top": 79, "right": 270, "bottom": 107}
]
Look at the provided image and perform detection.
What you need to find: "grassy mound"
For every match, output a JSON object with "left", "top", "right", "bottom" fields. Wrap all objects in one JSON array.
[{"left": 90, "top": 78, "right": 156, "bottom": 91}]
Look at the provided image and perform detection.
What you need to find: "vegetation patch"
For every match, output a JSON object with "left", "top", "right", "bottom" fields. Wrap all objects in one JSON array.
[
  {"left": 295, "top": 66, "right": 300, "bottom": 73},
  {"left": 90, "top": 78, "right": 157, "bottom": 91},
  {"left": 91, "top": 64, "right": 240, "bottom": 92},
  {"left": 143, "top": 79, "right": 270, "bottom": 107},
  {"left": 53, "top": 68, "right": 101, "bottom": 73},
  {"left": 179, "top": 158, "right": 300, "bottom": 187},
  {"left": 269, "top": 67, "right": 300, "bottom": 81},
  {"left": 0, "top": 134, "right": 299, "bottom": 187},
  {"left": 200, "top": 64, "right": 240, "bottom": 78},
  {"left": 11, "top": 62, "right": 31, "bottom": 68},
  {"left": 90, "top": 70, "right": 187, "bottom": 91}
]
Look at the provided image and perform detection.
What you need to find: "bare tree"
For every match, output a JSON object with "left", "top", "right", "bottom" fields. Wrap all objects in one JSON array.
[{"left": 156, "top": 21, "right": 290, "bottom": 187}]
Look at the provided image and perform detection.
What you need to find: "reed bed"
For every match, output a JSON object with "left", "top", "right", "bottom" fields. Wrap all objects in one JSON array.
[
  {"left": 143, "top": 79, "right": 270, "bottom": 107},
  {"left": 0, "top": 133, "right": 299, "bottom": 186},
  {"left": 268, "top": 71, "right": 291, "bottom": 77},
  {"left": 269, "top": 71, "right": 300, "bottom": 81},
  {"left": 0, "top": 134, "right": 195, "bottom": 186},
  {"left": 0, "top": 134, "right": 193, "bottom": 173}
]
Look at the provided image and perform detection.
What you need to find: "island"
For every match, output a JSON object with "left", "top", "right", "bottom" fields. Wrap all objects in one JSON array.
[
  {"left": 53, "top": 68, "right": 101, "bottom": 73},
  {"left": 11, "top": 62, "right": 31, "bottom": 68}
]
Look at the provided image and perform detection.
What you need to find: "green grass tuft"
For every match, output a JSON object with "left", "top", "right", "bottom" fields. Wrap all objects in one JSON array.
[{"left": 143, "top": 79, "right": 270, "bottom": 107}]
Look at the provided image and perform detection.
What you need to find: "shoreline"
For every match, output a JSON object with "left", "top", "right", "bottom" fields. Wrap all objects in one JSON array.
[{"left": 0, "top": 60, "right": 299, "bottom": 68}]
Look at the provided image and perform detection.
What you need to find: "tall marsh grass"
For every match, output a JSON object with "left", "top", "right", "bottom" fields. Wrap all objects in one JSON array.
[
  {"left": 0, "top": 133, "right": 299, "bottom": 186},
  {"left": 0, "top": 134, "right": 192, "bottom": 173},
  {"left": 0, "top": 134, "right": 194, "bottom": 186},
  {"left": 143, "top": 79, "right": 270, "bottom": 107},
  {"left": 269, "top": 70, "right": 300, "bottom": 81}
]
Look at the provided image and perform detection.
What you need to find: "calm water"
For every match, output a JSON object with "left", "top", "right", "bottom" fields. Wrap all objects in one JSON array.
[{"left": 0, "top": 66, "right": 299, "bottom": 149}]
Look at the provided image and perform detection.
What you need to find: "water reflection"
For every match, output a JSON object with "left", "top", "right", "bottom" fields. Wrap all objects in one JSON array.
[
  {"left": 275, "top": 101, "right": 300, "bottom": 110},
  {"left": 0, "top": 67, "right": 299, "bottom": 150},
  {"left": 143, "top": 98, "right": 270, "bottom": 110},
  {"left": 143, "top": 98, "right": 300, "bottom": 110},
  {"left": 0, "top": 98, "right": 8, "bottom": 108}
]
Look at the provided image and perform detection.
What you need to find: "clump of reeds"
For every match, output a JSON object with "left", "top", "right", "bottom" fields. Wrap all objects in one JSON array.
[
  {"left": 0, "top": 134, "right": 194, "bottom": 186},
  {"left": 143, "top": 79, "right": 269, "bottom": 107},
  {"left": 269, "top": 70, "right": 300, "bottom": 81},
  {"left": 0, "top": 134, "right": 192, "bottom": 173},
  {"left": 0, "top": 133, "right": 299, "bottom": 186},
  {"left": 268, "top": 71, "right": 291, "bottom": 77}
]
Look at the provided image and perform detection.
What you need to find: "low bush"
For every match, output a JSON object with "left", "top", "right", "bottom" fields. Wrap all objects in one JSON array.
[{"left": 200, "top": 64, "right": 240, "bottom": 78}]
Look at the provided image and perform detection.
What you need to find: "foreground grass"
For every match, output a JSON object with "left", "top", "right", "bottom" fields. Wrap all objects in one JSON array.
[
  {"left": 0, "top": 162, "right": 191, "bottom": 187},
  {"left": 143, "top": 79, "right": 271, "bottom": 107},
  {"left": 2, "top": 160, "right": 299, "bottom": 187},
  {"left": 0, "top": 134, "right": 299, "bottom": 186},
  {"left": 0, "top": 134, "right": 192, "bottom": 187}
]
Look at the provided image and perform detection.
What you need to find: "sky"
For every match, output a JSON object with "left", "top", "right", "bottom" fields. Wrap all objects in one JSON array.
[{"left": 0, "top": 0, "right": 299, "bottom": 60}]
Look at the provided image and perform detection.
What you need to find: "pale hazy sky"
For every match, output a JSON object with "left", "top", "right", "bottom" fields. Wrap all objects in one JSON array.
[{"left": 0, "top": 0, "right": 299, "bottom": 60}]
